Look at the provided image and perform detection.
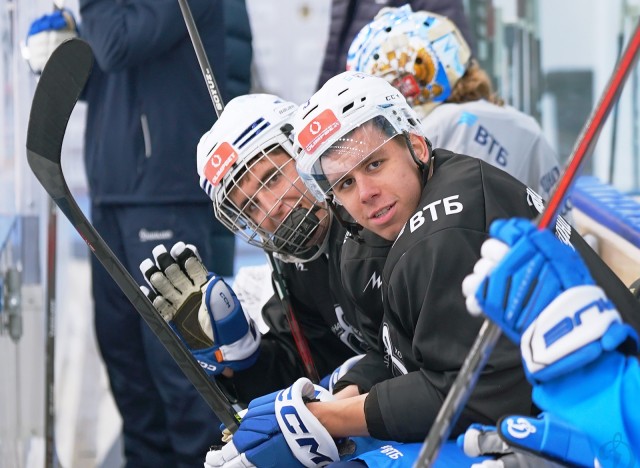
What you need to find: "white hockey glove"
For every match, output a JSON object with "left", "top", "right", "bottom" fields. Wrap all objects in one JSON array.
[
  {"left": 140, "top": 242, "right": 260, "bottom": 376},
  {"left": 462, "top": 218, "right": 638, "bottom": 383},
  {"left": 24, "top": 9, "right": 78, "bottom": 74},
  {"left": 205, "top": 378, "right": 339, "bottom": 468},
  {"left": 460, "top": 412, "right": 595, "bottom": 468}
]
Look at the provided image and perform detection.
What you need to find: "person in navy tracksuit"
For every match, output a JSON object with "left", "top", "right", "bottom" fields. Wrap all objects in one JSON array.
[{"left": 26, "top": 0, "right": 251, "bottom": 465}]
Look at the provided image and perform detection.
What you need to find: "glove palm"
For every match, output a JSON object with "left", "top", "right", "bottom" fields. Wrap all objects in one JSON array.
[{"left": 140, "top": 242, "right": 260, "bottom": 376}]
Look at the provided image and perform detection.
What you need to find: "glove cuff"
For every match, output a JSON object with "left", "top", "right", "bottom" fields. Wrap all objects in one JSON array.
[
  {"left": 521, "top": 285, "right": 633, "bottom": 382},
  {"left": 275, "top": 378, "right": 339, "bottom": 467}
]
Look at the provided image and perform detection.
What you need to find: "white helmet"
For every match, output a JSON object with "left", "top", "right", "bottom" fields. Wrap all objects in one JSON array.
[
  {"left": 197, "top": 94, "right": 329, "bottom": 261},
  {"left": 293, "top": 71, "right": 425, "bottom": 202},
  {"left": 346, "top": 5, "right": 471, "bottom": 115}
]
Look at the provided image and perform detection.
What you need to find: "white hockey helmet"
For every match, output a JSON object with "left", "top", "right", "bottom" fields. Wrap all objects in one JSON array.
[
  {"left": 346, "top": 5, "right": 471, "bottom": 115},
  {"left": 293, "top": 71, "right": 425, "bottom": 202},
  {"left": 197, "top": 94, "right": 329, "bottom": 261}
]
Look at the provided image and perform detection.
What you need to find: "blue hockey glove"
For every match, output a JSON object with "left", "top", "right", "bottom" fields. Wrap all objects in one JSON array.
[
  {"left": 462, "top": 218, "right": 637, "bottom": 383},
  {"left": 140, "top": 242, "right": 260, "bottom": 376},
  {"left": 25, "top": 9, "right": 78, "bottom": 74},
  {"left": 459, "top": 413, "right": 595, "bottom": 467},
  {"left": 320, "top": 354, "right": 365, "bottom": 393},
  {"left": 205, "top": 378, "right": 339, "bottom": 467},
  {"left": 207, "top": 377, "right": 392, "bottom": 467}
]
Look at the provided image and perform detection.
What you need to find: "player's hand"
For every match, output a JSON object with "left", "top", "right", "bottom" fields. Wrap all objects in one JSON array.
[
  {"left": 140, "top": 242, "right": 260, "bottom": 376},
  {"left": 25, "top": 9, "right": 78, "bottom": 74},
  {"left": 205, "top": 378, "right": 339, "bottom": 467}
]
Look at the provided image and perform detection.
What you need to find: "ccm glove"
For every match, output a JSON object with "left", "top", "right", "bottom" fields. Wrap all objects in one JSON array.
[
  {"left": 460, "top": 413, "right": 594, "bottom": 468},
  {"left": 462, "top": 218, "right": 637, "bottom": 383},
  {"left": 205, "top": 378, "right": 339, "bottom": 468},
  {"left": 25, "top": 9, "right": 78, "bottom": 74},
  {"left": 140, "top": 242, "right": 260, "bottom": 376}
]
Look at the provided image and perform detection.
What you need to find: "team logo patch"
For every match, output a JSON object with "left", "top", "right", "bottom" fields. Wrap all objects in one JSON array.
[
  {"left": 204, "top": 142, "right": 238, "bottom": 186},
  {"left": 297, "top": 109, "right": 341, "bottom": 154},
  {"left": 504, "top": 417, "right": 537, "bottom": 439}
]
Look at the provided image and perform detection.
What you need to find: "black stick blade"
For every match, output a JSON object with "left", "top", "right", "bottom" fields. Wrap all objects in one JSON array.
[
  {"left": 26, "top": 38, "right": 93, "bottom": 166},
  {"left": 24, "top": 36, "right": 241, "bottom": 432}
]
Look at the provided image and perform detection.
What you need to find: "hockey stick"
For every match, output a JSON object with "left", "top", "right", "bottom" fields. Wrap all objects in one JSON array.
[
  {"left": 177, "top": 0, "right": 321, "bottom": 383},
  {"left": 44, "top": 196, "right": 59, "bottom": 468},
  {"left": 414, "top": 18, "right": 640, "bottom": 467},
  {"left": 25, "top": 38, "right": 241, "bottom": 433},
  {"left": 45, "top": 5, "right": 63, "bottom": 466},
  {"left": 44, "top": 196, "right": 60, "bottom": 468}
]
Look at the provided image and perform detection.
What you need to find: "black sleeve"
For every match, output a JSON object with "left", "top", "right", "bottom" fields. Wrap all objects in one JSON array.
[{"left": 332, "top": 350, "right": 390, "bottom": 394}]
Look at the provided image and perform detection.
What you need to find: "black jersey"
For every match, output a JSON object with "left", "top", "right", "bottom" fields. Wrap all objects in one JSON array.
[
  {"left": 265, "top": 248, "right": 358, "bottom": 372},
  {"left": 329, "top": 229, "right": 394, "bottom": 393},
  {"left": 325, "top": 219, "right": 381, "bottom": 354},
  {"left": 363, "top": 150, "right": 640, "bottom": 442},
  {"left": 226, "top": 230, "right": 356, "bottom": 403},
  {"left": 365, "top": 150, "right": 536, "bottom": 441}
]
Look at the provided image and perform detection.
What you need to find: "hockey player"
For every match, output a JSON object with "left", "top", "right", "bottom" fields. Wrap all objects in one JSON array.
[
  {"left": 292, "top": 70, "right": 538, "bottom": 445},
  {"left": 346, "top": 5, "right": 562, "bottom": 202},
  {"left": 213, "top": 71, "right": 640, "bottom": 465},
  {"left": 201, "top": 72, "right": 535, "bottom": 467},
  {"left": 139, "top": 94, "right": 381, "bottom": 406},
  {"left": 460, "top": 217, "right": 639, "bottom": 467}
]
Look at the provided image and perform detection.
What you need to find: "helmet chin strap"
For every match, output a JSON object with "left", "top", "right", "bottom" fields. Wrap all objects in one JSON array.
[{"left": 328, "top": 202, "right": 363, "bottom": 241}]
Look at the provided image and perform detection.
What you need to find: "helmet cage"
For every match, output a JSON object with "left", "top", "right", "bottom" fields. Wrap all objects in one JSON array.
[{"left": 211, "top": 136, "right": 329, "bottom": 261}]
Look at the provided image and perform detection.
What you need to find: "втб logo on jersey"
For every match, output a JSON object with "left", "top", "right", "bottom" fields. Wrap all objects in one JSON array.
[
  {"left": 407, "top": 195, "right": 464, "bottom": 234},
  {"left": 363, "top": 271, "right": 382, "bottom": 293}
]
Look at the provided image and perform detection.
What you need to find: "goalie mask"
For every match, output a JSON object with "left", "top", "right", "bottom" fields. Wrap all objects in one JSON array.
[
  {"left": 346, "top": 5, "right": 471, "bottom": 116},
  {"left": 293, "top": 71, "right": 427, "bottom": 204},
  {"left": 197, "top": 94, "right": 330, "bottom": 262}
]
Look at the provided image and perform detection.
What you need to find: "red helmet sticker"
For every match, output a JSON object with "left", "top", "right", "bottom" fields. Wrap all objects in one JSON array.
[
  {"left": 204, "top": 142, "right": 238, "bottom": 186},
  {"left": 297, "top": 109, "right": 342, "bottom": 155},
  {"left": 392, "top": 74, "right": 421, "bottom": 99}
]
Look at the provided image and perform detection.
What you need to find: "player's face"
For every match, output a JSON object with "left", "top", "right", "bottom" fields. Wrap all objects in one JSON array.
[
  {"left": 324, "top": 129, "right": 428, "bottom": 241},
  {"left": 229, "top": 149, "right": 326, "bottom": 236}
]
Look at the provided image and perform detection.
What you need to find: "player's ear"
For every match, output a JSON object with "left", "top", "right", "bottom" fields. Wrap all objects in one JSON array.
[{"left": 409, "top": 133, "right": 430, "bottom": 164}]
